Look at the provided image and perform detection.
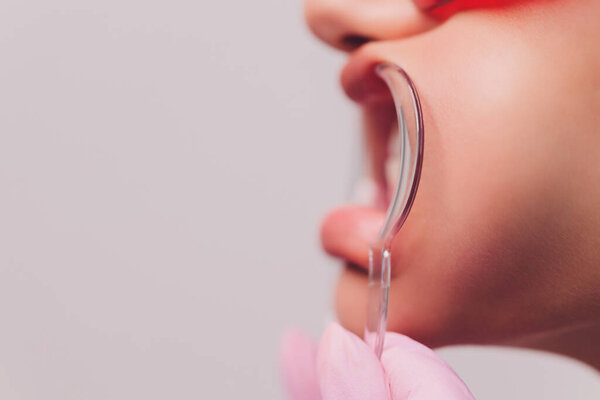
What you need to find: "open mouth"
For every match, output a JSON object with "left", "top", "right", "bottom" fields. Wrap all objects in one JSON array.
[
  {"left": 321, "top": 98, "right": 397, "bottom": 273},
  {"left": 319, "top": 101, "right": 399, "bottom": 275}
]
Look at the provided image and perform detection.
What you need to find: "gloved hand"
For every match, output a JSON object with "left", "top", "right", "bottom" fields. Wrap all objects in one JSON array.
[{"left": 280, "top": 323, "right": 475, "bottom": 400}]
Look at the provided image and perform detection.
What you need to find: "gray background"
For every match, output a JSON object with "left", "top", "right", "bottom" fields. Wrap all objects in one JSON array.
[{"left": 0, "top": 0, "right": 598, "bottom": 398}]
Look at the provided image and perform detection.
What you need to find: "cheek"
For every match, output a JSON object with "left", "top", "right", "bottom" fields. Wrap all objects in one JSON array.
[{"left": 383, "top": 32, "right": 571, "bottom": 343}]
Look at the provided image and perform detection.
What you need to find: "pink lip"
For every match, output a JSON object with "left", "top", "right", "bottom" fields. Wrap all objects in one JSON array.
[
  {"left": 320, "top": 205, "right": 386, "bottom": 273},
  {"left": 339, "top": 48, "right": 393, "bottom": 105}
]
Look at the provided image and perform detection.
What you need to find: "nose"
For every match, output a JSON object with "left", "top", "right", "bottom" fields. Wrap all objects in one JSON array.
[{"left": 304, "top": 0, "right": 439, "bottom": 51}]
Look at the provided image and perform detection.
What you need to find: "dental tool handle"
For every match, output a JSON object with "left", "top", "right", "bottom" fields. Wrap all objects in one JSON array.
[{"left": 366, "top": 244, "right": 391, "bottom": 358}]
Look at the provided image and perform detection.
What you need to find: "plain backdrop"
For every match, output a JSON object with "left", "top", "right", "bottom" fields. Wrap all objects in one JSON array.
[{"left": 0, "top": 0, "right": 599, "bottom": 398}]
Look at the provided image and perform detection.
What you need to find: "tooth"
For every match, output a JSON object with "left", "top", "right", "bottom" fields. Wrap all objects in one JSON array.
[
  {"left": 350, "top": 176, "right": 379, "bottom": 206},
  {"left": 385, "top": 128, "right": 401, "bottom": 204}
]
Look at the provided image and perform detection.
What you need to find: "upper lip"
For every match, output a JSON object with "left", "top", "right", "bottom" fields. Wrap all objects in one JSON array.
[{"left": 339, "top": 45, "right": 394, "bottom": 105}]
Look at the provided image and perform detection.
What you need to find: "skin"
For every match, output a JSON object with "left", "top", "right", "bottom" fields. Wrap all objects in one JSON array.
[{"left": 305, "top": 0, "right": 600, "bottom": 369}]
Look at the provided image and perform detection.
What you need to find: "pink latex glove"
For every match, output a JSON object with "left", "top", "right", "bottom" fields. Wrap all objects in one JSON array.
[{"left": 280, "top": 323, "right": 475, "bottom": 400}]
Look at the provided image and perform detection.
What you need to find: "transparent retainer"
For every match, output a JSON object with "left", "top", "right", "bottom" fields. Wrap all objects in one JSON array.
[{"left": 364, "top": 63, "right": 424, "bottom": 358}]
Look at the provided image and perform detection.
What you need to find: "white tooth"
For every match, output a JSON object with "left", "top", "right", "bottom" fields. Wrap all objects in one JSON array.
[
  {"left": 351, "top": 176, "right": 379, "bottom": 206},
  {"left": 385, "top": 130, "right": 401, "bottom": 201}
]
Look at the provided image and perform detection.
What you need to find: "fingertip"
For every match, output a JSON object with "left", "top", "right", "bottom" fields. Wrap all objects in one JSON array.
[
  {"left": 317, "top": 323, "right": 388, "bottom": 400},
  {"left": 280, "top": 328, "right": 321, "bottom": 400},
  {"left": 381, "top": 333, "right": 475, "bottom": 399}
]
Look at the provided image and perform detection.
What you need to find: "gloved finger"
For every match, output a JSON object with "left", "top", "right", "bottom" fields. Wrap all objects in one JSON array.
[
  {"left": 317, "top": 322, "right": 389, "bottom": 400},
  {"left": 280, "top": 329, "right": 322, "bottom": 400},
  {"left": 381, "top": 333, "right": 475, "bottom": 400}
]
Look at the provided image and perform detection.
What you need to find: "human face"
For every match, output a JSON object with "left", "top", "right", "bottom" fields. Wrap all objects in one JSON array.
[{"left": 307, "top": 0, "right": 600, "bottom": 358}]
